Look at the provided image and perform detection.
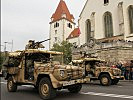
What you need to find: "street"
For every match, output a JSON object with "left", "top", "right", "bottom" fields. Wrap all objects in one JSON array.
[{"left": 0, "top": 78, "right": 133, "bottom": 100}]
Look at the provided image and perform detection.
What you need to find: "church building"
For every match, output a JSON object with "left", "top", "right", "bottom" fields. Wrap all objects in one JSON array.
[
  {"left": 79, "top": 0, "right": 133, "bottom": 45},
  {"left": 49, "top": 0, "right": 80, "bottom": 49}
]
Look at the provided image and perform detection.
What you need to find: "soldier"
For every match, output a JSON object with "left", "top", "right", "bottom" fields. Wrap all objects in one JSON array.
[
  {"left": 3, "top": 56, "right": 20, "bottom": 67},
  {"left": 25, "top": 40, "right": 35, "bottom": 50}
]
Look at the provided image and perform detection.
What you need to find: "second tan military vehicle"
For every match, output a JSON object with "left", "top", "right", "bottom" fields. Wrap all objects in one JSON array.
[
  {"left": 2, "top": 49, "right": 90, "bottom": 100},
  {"left": 72, "top": 58, "right": 124, "bottom": 86}
]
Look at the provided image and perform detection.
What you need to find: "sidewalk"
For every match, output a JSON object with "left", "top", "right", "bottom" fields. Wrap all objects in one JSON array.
[{"left": 120, "top": 80, "right": 133, "bottom": 82}]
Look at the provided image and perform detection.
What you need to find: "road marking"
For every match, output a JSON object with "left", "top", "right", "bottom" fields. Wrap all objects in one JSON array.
[{"left": 81, "top": 92, "right": 133, "bottom": 99}]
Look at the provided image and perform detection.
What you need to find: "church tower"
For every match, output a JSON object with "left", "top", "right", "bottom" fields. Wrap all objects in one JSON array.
[{"left": 49, "top": 0, "right": 75, "bottom": 49}]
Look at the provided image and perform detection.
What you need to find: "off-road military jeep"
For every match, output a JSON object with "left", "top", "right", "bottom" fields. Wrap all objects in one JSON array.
[
  {"left": 2, "top": 49, "right": 90, "bottom": 100},
  {"left": 72, "top": 58, "right": 124, "bottom": 86}
]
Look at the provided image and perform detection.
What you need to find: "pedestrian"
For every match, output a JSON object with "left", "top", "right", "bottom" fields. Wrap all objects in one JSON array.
[{"left": 130, "top": 60, "right": 133, "bottom": 80}]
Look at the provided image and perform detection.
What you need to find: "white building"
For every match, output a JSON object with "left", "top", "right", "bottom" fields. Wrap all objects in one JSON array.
[
  {"left": 49, "top": 0, "right": 77, "bottom": 49},
  {"left": 79, "top": 0, "right": 133, "bottom": 45}
]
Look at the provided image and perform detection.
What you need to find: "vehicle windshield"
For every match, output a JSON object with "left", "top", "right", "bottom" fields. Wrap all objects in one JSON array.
[
  {"left": 26, "top": 53, "right": 50, "bottom": 62},
  {"left": 85, "top": 61, "right": 105, "bottom": 67},
  {"left": 51, "top": 54, "right": 63, "bottom": 64}
]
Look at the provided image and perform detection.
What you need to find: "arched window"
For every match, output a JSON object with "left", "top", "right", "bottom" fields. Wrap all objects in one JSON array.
[
  {"left": 86, "top": 19, "right": 91, "bottom": 42},
  {"left": 104, "top": 12, "right": 113, "bottom": 38},
  {"left": 54, "top": 22, "right": 59, "bottom": 28},
  {"left": 68, "top": 23, "right": 72, "bottom": 28},
  {"left": 128, "top": 5, "right": 133, "bottom": 33},
  {"left": 104, "top": 0, "right": 109, "bottom": 5}
]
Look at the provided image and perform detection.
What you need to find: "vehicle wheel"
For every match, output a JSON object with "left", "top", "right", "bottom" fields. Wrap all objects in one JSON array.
[
  {"left": 100, "top": 74, "right": 111, "bottom": 86},
  {"left": 7, "top": 77, "right": 17, "bottom": 92},
  {"left": 111, "top": 79, "right": 119, "bottom": 85},
  {"left": 39, "top": 77, "right": 56, "bottom": 100},
  {"left": 68, "top": 84, "right": 82, "bottom": 93}
]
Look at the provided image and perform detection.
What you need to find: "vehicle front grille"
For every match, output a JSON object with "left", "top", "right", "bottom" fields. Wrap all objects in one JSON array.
[{"left": 67, "top": 69, "right": 83, "bottom": 80}]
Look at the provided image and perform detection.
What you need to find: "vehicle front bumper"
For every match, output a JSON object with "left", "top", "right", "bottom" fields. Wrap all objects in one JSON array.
[
  {"left": 112, "top": 76, "right": 124, "bottom": 80},
  {"left": 58, "top": 77, "right": 90, "bottom": 87},
  {"left": 0, "top": 71, "right": 3, "bottom": 77}
]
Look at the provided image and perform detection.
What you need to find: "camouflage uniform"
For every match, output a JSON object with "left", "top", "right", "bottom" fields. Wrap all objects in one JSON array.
[
  {"left": 25, "top": 40, "right": 35, "bottom": 49},
  {"left": 3, "top": 57, "right": 20, "bottom": 67}
]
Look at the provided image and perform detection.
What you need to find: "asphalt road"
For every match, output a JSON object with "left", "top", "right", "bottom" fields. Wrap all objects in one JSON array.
[{"left": 0, "top": 78, "right": 133, "bottom": 100}]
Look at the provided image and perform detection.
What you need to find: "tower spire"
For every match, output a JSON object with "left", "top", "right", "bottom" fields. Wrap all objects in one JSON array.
[{"left": 51, "top": 0, "right": 74, "bottom": 23}]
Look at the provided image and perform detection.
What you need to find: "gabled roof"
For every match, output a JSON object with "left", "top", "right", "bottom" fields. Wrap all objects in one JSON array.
[
  {"left": 67, "top": 28, "right": 80, "bottom": 39},
  {"left": 51, "top": 0, "right": 74, "bottom": 23},
  {"left": 79, "top": 0, "right": 89, "bottom": 17}
]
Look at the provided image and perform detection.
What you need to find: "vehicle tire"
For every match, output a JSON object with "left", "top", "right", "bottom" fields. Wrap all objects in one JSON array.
[
  {"left": 111, "top": 79, "right": 119, "bottom": 85},
  {"left": 68, "top": 84, "right": 82, "bottom": 93},
  {"left": 7, "top": 77, "right": 17, "bottom": 92},
  {"left": 39, "top": 77, "right": 56, "bottom": 100},
  {"left": 100, "top": 74, "right": 111, "bottom": 86}
]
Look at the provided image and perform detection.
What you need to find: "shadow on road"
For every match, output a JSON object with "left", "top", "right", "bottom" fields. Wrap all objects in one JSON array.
[{"left": 16, "top": 87, "right": 83, "bottom": 100}]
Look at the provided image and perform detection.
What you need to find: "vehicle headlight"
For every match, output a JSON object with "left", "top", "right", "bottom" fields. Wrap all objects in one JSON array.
[
  {"left": 113, "top": 70, "right": 117, "bottom": 75},
  {"left": 60, "top": 70, "right": 65, "bottom": 77}
]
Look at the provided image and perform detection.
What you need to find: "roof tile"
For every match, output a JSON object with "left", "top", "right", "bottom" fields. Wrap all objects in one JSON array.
[
  {"left": 67, "top": 28, "right": 80, "bottom": 39},
  {"left": 51, "top": 0, "right": 74, "bottom": 23}
]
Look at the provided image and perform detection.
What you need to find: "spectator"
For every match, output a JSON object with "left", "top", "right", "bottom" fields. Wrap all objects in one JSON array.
[{"left": 130, "top": 60, "right": 133, "bottom": 80}]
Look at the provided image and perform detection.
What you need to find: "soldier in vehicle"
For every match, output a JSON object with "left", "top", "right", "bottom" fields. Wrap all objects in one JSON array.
[
  {"left": 25, "top": 40, "right": 35, "bottom": 49},
  {"left": 3, "top": 56, "right": 21, "bottom": 67},
  {"left": 85, "top": 62, "right": 95, "bottom": 77},
  {"left": 25, "top": 53, "right": 34, "bottom": 80}
]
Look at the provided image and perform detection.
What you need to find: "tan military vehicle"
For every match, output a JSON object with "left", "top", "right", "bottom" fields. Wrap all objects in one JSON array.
[
  {"left": 2, "top": 49, "right": 90, "bottom": 100},
  {"left": 72, "top": 58, "right": 124, "bottom": 86}
]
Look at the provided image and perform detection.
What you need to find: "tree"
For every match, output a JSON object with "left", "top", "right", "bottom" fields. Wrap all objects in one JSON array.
[
  {"left": 51, "top": 41, "right": 73, "bottom": 64},
  {"left": 0, "top": 52, "right": 5, "bottom": 70}
]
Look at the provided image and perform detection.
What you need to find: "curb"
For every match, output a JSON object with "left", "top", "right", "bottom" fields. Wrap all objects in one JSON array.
[{"left": 120, "top": 80, "right": 133, "bottom": 82}]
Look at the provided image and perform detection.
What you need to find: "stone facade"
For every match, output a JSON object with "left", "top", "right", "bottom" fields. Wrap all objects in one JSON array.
[{"left": 72, "top": 40, "right": 133, "bottom": 64}]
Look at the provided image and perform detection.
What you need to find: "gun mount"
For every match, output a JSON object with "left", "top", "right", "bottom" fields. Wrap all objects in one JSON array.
[{"left": 25, "top": 39, "right": 50, "bottom": 49}]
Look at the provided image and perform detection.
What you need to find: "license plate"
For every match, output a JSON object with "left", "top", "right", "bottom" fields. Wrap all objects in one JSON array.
[
  {"left": 63, "top": 80, "right": 75, "bottom": 86},
  {"left": 116, "top": 76, "right": 120, "bottom": 78}
]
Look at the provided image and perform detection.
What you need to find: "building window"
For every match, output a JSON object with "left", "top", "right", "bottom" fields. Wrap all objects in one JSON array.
[
  {"left": 68, "top": 23, "right": 72, "bottom": 28},
  {"left": 86, "top": 19, "right": 91, "bottom": 42},
  {"left": 55, "top": 30, "right": 57, "bottom": 34},
  {"left": 128, "top": 5, "right": 133, "bottom": 33},
  {"left": 73, "top": 42, "right": 77, "bottom": 46},
  {"left": 104, "top": 0, "right": 109, "bottom": 5},
  {"left": 55, "top": 37, "right": 57, "bottom": 42},
  {"left": 104, "top": 12, "right": 113, "bottom": 38},
  {"left": 90, "top": 12, "right": 95, "bottom": 38},
  {"left": 54, "top": 22, "right": 59, "bottom": 28},
  {"left": 118, "top": 2, "right": 124, "bottom": 35}
]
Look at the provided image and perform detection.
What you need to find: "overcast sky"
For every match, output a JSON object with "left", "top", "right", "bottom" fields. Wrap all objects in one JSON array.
[{"left": 1, "top": 0, "right": 86, "bottom": 51}]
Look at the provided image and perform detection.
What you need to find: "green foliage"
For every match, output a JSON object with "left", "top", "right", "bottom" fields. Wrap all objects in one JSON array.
[
  {"left": 51, "top": 41, "right": 73, "bottom": 64},
  {"left": 0, "top": 52, "right": 5, "bottom": 70}
]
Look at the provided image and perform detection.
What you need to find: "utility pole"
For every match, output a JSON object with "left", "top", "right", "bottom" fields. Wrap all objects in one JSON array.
[
  {"left": 4, "top": 42, "right": 8, "bottom": 52},
  {"left": 3, "top": 41, "right": 13, "bottom": 60},
  {"left": 11, "top": 40, "right": 13, "bottom": 52},
  {"left": 4, "top": 41, "right": 13, "bottom": 52}
]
